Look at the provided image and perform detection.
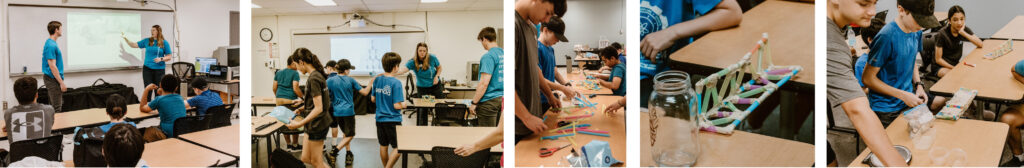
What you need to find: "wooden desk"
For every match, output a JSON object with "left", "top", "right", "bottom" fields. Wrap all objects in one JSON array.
[
  {"left": 125, "top": 104, "right": 158, "bottom": 121},
  {"left": 849, "top": 116, "right": 1008, "bottom": 166},
  {"left": 53, "top": 109, "right": 111, "bottom": 132},
  {"left": 669, "top": 0, "right": 813, "bottom": 93},
  {"left": 409, "top": 98, "right": 471, "bottom": 108},
  {"left": 515, "top": 96, "right": 626, "bottom": 167},
  {"left": 565, "top": 71, "right": 614, "bottom": 95},
  {"left": 142, "top": 138, "right": 236, "bottom": 167},
  {"left": 251, "top": 116, "right": 284, "bottom": 167},
  {"left": 639, "top": 112, "right": 813, "bottom": 166},
  {"left": 179, "top": 125, "right": 240, "bottom": 157},
  {"left": 397, "top": 126, "right": 503, "bottom": 168},
  {"left": 252, "top": 96, "right": 278, "bottom": 116},
  {"left": 993, "top": 16, "right": 1024, "bottom": 40},
  {"left": 935, "top": 12, "right": 948, "bottom": 22},
  {"left": 931, "top": 40, "right": 1024, "bottom": 103}
]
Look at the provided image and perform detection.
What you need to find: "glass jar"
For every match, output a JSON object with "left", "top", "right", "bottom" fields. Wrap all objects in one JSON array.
[{"left": 648, "top": 70, "right": 700, "bottom": 167}]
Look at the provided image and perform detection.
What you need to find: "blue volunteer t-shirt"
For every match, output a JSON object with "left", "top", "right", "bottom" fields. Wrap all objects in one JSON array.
[
  {"left": 610, "top": 62, "right": 627, "bottom": 96},
  {"left": 640, "top": 0, "right": 721, "bottom": 80},
  {"left": 328, "top": 74, "right": 362, "bottom": 117},
  {"left": 372, "top": 76, "right": 404, "bottom": 122},
  {"left": 538, "top": 42, "right": 557, "bottom": 104},
  {"left": 42, "top": 39, "right": 64, "bottom": 79},
  {"left": 99, "top": 121, "right": 137, "bottom": 133},
  {"left": 866, "top": 21, "right": 923, "bottom": 113},
  {"left": 148, "top": 94, "right": 187, "bottom": 137},
  {"left": 187, "top": 90, "right": 224, "bottom": 116},
  {"left": 405, "top": 54, "right": 440, "bottom": 87},
  {"left": 480, "top": 47, "right": 504, "bottom": 102},
  {"left": 137, "top": 38, "right": 173, "bottom": 70},
  {"left": 275, "top": 68, "right": 301, "bottom": 100}
]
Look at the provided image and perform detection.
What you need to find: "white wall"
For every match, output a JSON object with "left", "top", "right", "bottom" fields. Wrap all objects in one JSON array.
[
  {"left": 251, "top": 10, "right": 503, "bottom": 98},
  {"left": 873, "top": 0, "right": 1024, "bottom": 38},
  {"left": 552, "top": 0, "right": 627, "bottom": 65},
  {"left": 1, "top": 0, "right": 239, "bottom": 106}
]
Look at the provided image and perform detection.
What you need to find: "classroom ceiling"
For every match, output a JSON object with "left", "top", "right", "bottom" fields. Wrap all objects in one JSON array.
[{"left": 252, "top": 0, "right": 501, "bottom": 16}]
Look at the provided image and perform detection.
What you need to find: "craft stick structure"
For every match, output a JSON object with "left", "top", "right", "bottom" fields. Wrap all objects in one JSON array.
[
  {"left": 984, "top": 39, "right": 1014, "bottom": 59},
  {"left": 691, "top": 33, "right": 802, "bottom": 134}
]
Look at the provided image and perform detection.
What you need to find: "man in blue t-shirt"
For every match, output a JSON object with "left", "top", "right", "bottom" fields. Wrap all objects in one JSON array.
[
  {"left": 862, "top": 0, "right": 940, "bottom": 126},
  {"left": 595, "top": 47, "right": 626, "bottom": 96},
  {"left": 325, "top": 59, "right": 371, "bottom": 166},
  {"left": 536, "top": 17, "right": 579, "bottom": 113},
  {"left": 140, "top": 76, "right": 187, "bottom": 137},
  {"left": 471, "top": 27, "right": 505, "bottom": 127},
  {"left": 639, "top": 0, "right": 742, "bottom": 107},
  {"left": 185, "top": 78, "right": 223, "bottom": 116},
  {"left": 42, "top": 21, "right": 68, "bottom": 112},
  {"left": 372, "top": 52, "right": 407, "bottom": 168}
]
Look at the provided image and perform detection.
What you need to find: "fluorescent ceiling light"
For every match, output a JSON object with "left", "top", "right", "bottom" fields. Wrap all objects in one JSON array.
[
  {"left": 305, "top": 0, "right": 337, "bottom": 6},
  {"left": 421, "top": 0, "right": 448, "bottom": 3},
  {"left": 251, "top": 3, "right": 262, "bottom": 8}
]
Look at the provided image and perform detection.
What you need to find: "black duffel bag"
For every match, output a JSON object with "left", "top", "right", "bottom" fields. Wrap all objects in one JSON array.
[{"left": 39, "top": 78, "right": 140, "bottom": 112}]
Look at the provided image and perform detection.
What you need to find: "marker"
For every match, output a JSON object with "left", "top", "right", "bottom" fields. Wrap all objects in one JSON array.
[{"left": 963, "top": 62, "right": 975, "bottom": 67}]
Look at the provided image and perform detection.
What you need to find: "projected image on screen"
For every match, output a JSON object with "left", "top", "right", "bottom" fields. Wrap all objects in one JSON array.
[
  {"left": 331, "top": 35, "right": 391, "bottom": 75},
  {"left": 67, "top": 12, "right": 143, "bottom": 69}
]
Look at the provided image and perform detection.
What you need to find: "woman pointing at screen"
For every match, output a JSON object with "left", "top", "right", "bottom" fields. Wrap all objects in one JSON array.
[{"left": 124, "top": 25, "right": 172, "bottom": 99}]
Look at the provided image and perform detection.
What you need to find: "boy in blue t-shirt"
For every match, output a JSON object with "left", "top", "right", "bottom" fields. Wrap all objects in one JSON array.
[
  {"left": 42, "top": 21, "right": 67, "bottom": 113},
  {"left": 100, "top": 94, "right": 137, "bottom": 133},
  {"left": 185, "top": 78, "right": 223, "bottom": 116},
  {"left": 639, "top": 0, "right": 742, "bottom": 107},
  {"left": 372, "top": 52, "right": 407, "bottom": 168},
  {"left": 862, "top": 0, "right": 940, "bottom": 126},
  {"left": 536, "top": 17, "right": 580, "bottom": 113},
  {"left": 326, "top": 59, "right": 372, "bottom": 166},
  {"left": 594, "top": 47, "right": 626, "bottom": 96},
  {"left": 472, "top": 27, "right": 504, "bottom": 127},
  {"left": 139, "top": 75, "right": 187, "bottom": 137}
]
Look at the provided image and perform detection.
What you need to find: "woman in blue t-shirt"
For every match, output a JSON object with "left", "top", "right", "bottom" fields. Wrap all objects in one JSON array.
[
  {"left": 123, "top": 25, "right": 172, "bottom": 99},
  {"left": 394, "top": 42, "right": 444, "bottom": 98}
]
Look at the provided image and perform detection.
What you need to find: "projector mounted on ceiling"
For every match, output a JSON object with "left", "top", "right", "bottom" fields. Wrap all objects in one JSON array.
[{"left": 350, "top": 13, "right": 366, "bottom": 28}]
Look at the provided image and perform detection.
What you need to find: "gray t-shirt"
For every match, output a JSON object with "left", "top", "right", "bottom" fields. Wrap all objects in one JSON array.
[
  {"left": 515, "top": 11, "right": 543, "bottom": 136},
  {"left": 827, "top": 18, "right": 867, "bottom": 112},
  {"left": 4, "top": 103, "right": 55, "bottom": 143}
]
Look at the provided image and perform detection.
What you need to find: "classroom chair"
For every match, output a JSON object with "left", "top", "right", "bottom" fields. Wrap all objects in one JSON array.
[
  {"left": 826, "top": 100, "right": 861, "bottom": 155},
  {"left": 172, "top": 62, "right": 196, "bottom": 95},
  {"left": 428, "top": 146, "right": 489, "bottom": 168},
  {"left": 920, "top": 32, "right": 942, "bottom": 83},
  {"left": 432, "top": 102, "right": 470, "bottom": 126},
  {"left": 9, "top": 134, "right": 63, "bottom": 163},
  {"left": 173, "top": 115, "right": 212, "bottom": 137},
  {"left": 208, "top": 103, "right": 237, "bottom": 128}
]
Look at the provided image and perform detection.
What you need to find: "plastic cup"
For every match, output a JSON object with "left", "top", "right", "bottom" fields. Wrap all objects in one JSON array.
[{"left": 930, "top": 147, "right": 949, "bottom": 166}]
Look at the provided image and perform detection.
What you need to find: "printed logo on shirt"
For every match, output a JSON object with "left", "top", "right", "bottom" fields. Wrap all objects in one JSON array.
[
  {"left": 640, "top": 1, "right": 668, "bottom": 40},
  {"left": 375, "top": 84, "right": 392, "bottom": 96},
  {"left": 11, "top": 110, "right": 46, "bottom": 141}
]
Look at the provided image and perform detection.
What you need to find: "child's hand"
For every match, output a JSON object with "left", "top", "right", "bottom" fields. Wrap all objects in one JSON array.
[
  {"left": 291, "top": 99, "right": 303, "bottom": 107},
  {"left": 469, "top": 104, "right": 477, "bottom": 115},
  {"left": 285, "top": 122, "right": 302, "bottom": 130},
  {"left": 146, "top": 84, "right": 159, "bottom": 91},
  {"left": 521, "top": 115, "right": 548, "bottom": 133},
  {"left": 898, "top": 91, "right": 924, "bottom": 107},
  {"left": 605, "top": 100, "right": 623, "bottom": 114},
  {"left": 916, "top": 86, "right": 929, "bottom": 103},
  {"left": 641, "top": 30, "right": 677, "bottom": 61}
]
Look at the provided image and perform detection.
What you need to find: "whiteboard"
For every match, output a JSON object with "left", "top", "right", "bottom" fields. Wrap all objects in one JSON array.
[
  {"left": 6, "top": 5, "right": 175, "bottom": 75},
  {"left": 292, "top": 32, "right": 425, "bottom": 76}
]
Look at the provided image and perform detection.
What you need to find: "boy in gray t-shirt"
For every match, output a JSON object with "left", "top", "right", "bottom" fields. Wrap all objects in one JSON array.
[{"left": 3, "top": 77, "right": 55, "bottom": 143}]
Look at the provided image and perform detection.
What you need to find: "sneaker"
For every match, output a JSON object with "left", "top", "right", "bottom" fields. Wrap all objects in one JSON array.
[
  {"left": 324, "top": 148, "right": 337, "bottom": 168},
  {"left": 345, "top": 150, "right": 354, "bottom": 166}
]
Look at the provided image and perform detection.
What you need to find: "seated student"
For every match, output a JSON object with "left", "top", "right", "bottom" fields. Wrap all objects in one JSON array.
[
  {"left": 140, "top": 75, "right": 187, "bottom": 137},
  {"left": 326, "top": 59, "right": 373, "bottom": 166},
  {"left": 1000, "top": 60, "right": 1024, "bottom": 166},
  {"left": 861, "top": 0, "right": 939, "bottom": 126},
  {"left": 594, "top": 47, "right": 626, "bottom": 96},
  {"left": 372, "top": 52, "right": 407, "bottom": 168},
  {"left": 3, "top": 77, "right": 55, "bottom": 143},
  {"left": 100, "top": 94, "right": 137, "bottom": 133},
  {"left": 600, "top": 42, "right": 625, "bottom": 72},
  {"left": 103, "top": 123, "right": 148, "bottom": 167},
  {"left": 185, "top": 78, "right": 224, "bottom": 116},
  {"left": 933, "top": 5, "right": 983, "bottom": 78}
]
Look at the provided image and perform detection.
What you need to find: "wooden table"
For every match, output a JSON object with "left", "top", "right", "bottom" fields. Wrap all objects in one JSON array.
[
  {"left": 252, "top": 96, "right": 278, "bottom": 116},
  {"left": 669, "top": 0, "right": 813, "bottom": 93},
  {"left": 565, "top": 71, "right": 614, "bottom": 95},
  {"left": 993, "top": 16, "right": 1024, "bottom": 40},
  {"left": 179, "top": 124, "right": 240, "bottom": 157},
  {"left": 515, "top": 96, "right": 626, "bottom": 167},
  {"left": 849, "top": 116, "right": 1008, "bottom": 166},
  {"left": 640, "top": 112, "right": 813, "bottom": 166},
  {"left": 142, "top": 138, "right": 236, "bottom": 167},
  {"left": 53, "top": 109, "right": 112, "bottom": 132},
  {"left": 931, "top": 40, "right": 1024, "bottom": 103},
  {"left": 251, "top": 116, "right": 284, "bottom": 167},
  {"left": 397, "top": 126, "right": 503, "bottom": 168}
]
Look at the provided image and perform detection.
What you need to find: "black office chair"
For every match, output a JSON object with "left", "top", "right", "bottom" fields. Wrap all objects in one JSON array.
[
  {"left": 920, "top": 32, "right": 942, "bottom": 83},
  {"left": 173, "top": 115, "right": 211, "bottom": 137},
  {"left": 826, "top": 100, "right": 861, "bottom": 154},
  {"left": 172, "top": 62, "right": 196, "bottom": 82},
  {"left": 428, "top": 146, "right": 490, "bottom": 168},
  {"left": 9, "top": 134, "right": 64, "bottom": 163},
  {"left": 432, "top": 102, "right": 470, "bottom": 126},
  {"left": 208, "top": 103, "right": 237, "bottom": 128}
]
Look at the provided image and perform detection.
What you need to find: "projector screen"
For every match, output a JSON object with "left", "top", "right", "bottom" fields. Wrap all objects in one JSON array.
[
  {"left": 330, "top": 35, "right": 392, "bottom": 75},
  {"left": 67, "top": 12, "right": 143, "bottom": 69}
]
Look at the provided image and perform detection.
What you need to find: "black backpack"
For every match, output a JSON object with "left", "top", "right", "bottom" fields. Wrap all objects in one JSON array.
[{"left": 72, "top": 127, "right": 107, "bottom": 167}]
